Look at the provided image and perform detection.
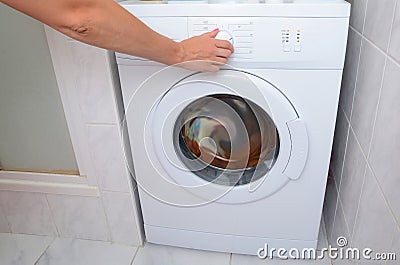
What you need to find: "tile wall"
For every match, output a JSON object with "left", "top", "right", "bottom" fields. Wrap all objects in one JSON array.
[
  {"left": 0, "top": 29, "right": 143, "bottom": 247},
  {"left": 324, "top": 0, "right": 400, "bottom": 263}
]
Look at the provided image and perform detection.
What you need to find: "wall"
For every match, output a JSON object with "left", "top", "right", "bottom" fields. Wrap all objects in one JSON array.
[
  {"left": 0, "top": 8, "right": 144, "bottom": 246},
  {"left": 0, "top": 4, "right": 78, "bottom": 173},
  {"left": 324, "top": 0, "right": 400, "bottom": 263}
]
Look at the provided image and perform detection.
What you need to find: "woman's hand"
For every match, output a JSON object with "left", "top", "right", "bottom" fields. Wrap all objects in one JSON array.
[{"left": 177, "top": 29, "right": 234, "bottom": 72}]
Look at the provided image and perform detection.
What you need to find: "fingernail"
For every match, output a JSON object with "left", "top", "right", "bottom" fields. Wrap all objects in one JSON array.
[{"left": 213, "top": 28, "right": 219, "bottom": 32}]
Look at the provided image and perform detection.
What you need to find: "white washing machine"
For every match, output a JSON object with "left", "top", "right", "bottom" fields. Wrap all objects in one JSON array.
[{"left": 116, "top": 0, "right": 350, "bottom": 255}]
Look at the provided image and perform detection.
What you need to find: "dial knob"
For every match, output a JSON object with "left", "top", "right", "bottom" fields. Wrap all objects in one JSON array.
[{"left": 215, "top": 30, "right": 234, "bottom": 45}]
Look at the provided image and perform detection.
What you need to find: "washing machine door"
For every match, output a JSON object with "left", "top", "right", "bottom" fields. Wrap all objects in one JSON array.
[{"left": 146, "top": 69, "right": 308, "bottom": 204}]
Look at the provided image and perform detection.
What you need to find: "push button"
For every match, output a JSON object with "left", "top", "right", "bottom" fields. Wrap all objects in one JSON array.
[{"left": 283, "top": 44, "right": 291, "bottom": 52}]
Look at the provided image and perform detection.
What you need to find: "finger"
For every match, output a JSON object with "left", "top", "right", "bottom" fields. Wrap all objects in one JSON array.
[
  {"left": 215, "top": 48, "right": 232, "bottom": 58},
  {"left": 204, "top": 28, "right": 219, "bottom": 38},
  {"left": 215, "top": 40, "right": 234, "bottom": 52},
  {"left": 212, "top": 56, "right": 228, "bottom": 65},
  {"left": 207, "top": 64, "right": 220, "bottom": 72}
]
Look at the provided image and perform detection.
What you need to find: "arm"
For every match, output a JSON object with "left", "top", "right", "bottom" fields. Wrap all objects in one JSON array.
[{"left": 1, "top": 0, "right": 233, "bottom": 71}]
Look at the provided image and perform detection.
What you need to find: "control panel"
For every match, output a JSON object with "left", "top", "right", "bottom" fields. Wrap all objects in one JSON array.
[
  {"left": 189, "top": 18, "right": 256, "bottom": 60},
  {"left": 117, "top": 16, "right": 348, "bottom": 69},
  {"left": 189, "top": 17, "right": 309, "bottom": 60},
  {"left": 186, "top": 16, "right": 348, "bottom": 68}
]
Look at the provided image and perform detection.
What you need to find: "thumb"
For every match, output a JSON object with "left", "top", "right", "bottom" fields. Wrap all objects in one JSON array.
[{"left": 205, "top": 28, "right": 219, "bottom": 38}]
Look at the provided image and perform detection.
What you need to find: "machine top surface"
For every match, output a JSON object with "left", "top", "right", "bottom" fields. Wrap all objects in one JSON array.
[{"left": 119, "top": 0, "right": 350, "bottom": 17}]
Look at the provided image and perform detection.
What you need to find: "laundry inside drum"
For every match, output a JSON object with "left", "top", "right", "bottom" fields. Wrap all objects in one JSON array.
[{"left": 174, "top": 94, "right": 280, "bottom": 186}]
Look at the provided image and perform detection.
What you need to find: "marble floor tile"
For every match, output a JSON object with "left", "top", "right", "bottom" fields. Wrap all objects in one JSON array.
[
  {"left": 0, "top": 223, "right": 329, "bottom": 265},
  {"left": 132, "top": 243, "right": 231, "bottom": 265},
  {"left": 0, "top": 233, "right": 53, "bottom": 265},
  {"left": 36, "top": 238, "right": 137, "bottom": 265}
]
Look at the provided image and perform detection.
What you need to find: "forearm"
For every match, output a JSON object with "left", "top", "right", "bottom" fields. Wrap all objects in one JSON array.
[{"left": 1, "top": 0, "right": 183, "bottom": 65}]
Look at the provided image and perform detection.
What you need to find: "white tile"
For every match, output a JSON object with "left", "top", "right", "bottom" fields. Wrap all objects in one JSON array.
[
  {"left": 0, "top": 191, "right": 57, "bottom": 236},
  {"left": 349, "top": 0, "right": 367, "bottom": 33},
  {"left": 46, "top": 194, "right": 110, "bottom": 241},
  {"left": 87, "top": 124, "right": 130, "bottom": 192},
  {"left": 369, "top": 59, "right": 400, "bottom": 222},
  {"left": 352, "top": 168, "right": 397, "bottom": 254},
  {"left": 102, "top": 191, "right": 141, "bottom": 246},
  {"left": 0, "top": 233, "right": 53, "bottom": 265},
  {"left": 132, "top": 243, "right": 230, "bottom": 265},
  {"left": 364, "top": 0, "right": 397, "bottom": 51},
  {"left": 68, "top": 41, "right": 118, "bottom": 124},
  {"left": 389, "top": 3, "right": 400, "bottom": 62},
  {"left": 0, "top": 203, "right": 11, "bottom": 233},
  {"left": 37, "top": 237, "right": 136, "bottom": 265},
  {"left": 339, "top": 129, "right": 366, "bottom": 235},
  {"left": 340, "top": 28, "right": 362, "bottom": 118},
  {"left": 231, "top": 253, "right": 330, "bottom": 265},
  {"left": 350, "top": 39, "right": 386, "bottom": 154}
]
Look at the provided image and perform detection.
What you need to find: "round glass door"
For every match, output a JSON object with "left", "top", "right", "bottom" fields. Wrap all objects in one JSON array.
[{"left": 173, "top": 94, "right": 280, "bottom": 186}]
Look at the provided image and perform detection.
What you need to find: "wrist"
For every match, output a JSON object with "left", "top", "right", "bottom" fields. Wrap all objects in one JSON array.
[{"left": 172, "top": 41, "right": 185, "bottom": 65}]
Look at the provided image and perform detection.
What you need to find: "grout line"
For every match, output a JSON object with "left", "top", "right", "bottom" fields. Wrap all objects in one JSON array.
[
  {"left": 130, "top": 246, "right": 140, "bottom": 265},
  {"left": 98, "top": 190, "right": 114, "bottom": 242},
  {"left": 320, "top": 217, "right": 329, "bottom": 250},
  {"left": 365, "top": 162, "right": 400, "bottom": 230},
  {"left": 85, "top": 122, "right": 118, "bottom": 126},
  {"left": 363, "top": 0, "right": 398, "bottom": 161},
  {"left": 229, "top": 253, "right": 232, "bottom": 265},
  {"left": 349, "top": 164, "right": 367, "bottom": 240},
  {"left": 337, "top": 107, "right": 351, "bottom": 191},
  {"left": 388, "top": 225, "right": 400, "bottom": 252},
  {"left": 0, "top": 231, "right": 55, "bottom": 237},
  {"left": 328, "top": 107, "right": 350, "bottom": 243},
  {"left": 83, "top": 122, "right": 114, "bottom": 242},
  {"left": 346, "top": 124, "right": 400, "bottom": 230},
  {"left": 336, "top": 193, "right": 352, "bottom": 242},
  {"left": 100, "top": 190, "right": 131, "bottom": 194},
  {"left": 361, "top": 0, "right": 368, "bottom": 35},
  {"left": 346, "top": 0, "right": 368, "bottom": 122},
  {"left": 0, "top": 202, "right": 13, "bottom": 234},
  {"left": 326, "top": 175, "right": 340, "bottom": 244},
  {"left": 34, "top": 236, "right": 56, "bottom": 265},
  {"left": 44, "top": 194, "right": 60, "bottom": 237},
  {"left": 366, "top": 165, "right": 400, "bottom": 234},
  {"left": 388, "top": 54, "right": 400, "bottom": 68},
  {"left": 366, "top": 0, "right": 399, "bottom": 160},
  {"left": 347, "top": 27, "right": 363, "bottom": 124}
]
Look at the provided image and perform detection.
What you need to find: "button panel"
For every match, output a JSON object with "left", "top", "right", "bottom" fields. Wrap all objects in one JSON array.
[
  {"left": 188, "top": 17, "right": 308, "bottom": 62},
  {"left": 281, "top": 28, "right": 302, "bottom": 53},
  {"left": 189, "top": 18, "right": 256, "bottom": 60}
]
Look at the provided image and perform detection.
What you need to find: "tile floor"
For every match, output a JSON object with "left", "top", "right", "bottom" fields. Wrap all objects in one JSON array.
[{"left": 0, "top": 220, "right": 331, "bottom": 265}]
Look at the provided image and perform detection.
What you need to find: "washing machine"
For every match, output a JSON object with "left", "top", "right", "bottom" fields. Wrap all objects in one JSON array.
[{"left": 116, "top": 0, "right": 350, "bottom": 255}]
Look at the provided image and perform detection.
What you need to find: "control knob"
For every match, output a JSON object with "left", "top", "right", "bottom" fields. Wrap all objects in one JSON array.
[{"left": 215, "top": 30, "right": 234, "bottom": 45}]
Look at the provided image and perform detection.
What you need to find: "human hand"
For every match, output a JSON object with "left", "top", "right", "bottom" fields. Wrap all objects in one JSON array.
[{"left": 177, "top": 29, "right": 234, "bottom": 72}]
